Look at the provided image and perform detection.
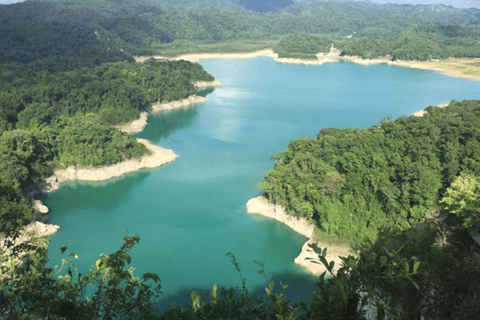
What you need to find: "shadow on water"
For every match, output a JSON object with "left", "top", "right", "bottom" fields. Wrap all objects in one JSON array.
[
  {"left": 197, "top": 87, "right": 215, "bottom": 97},
  {"left": 134, "top": 105, "right": 199, "bottom": 142},
  {"left": 42, "top": 170, "right": 153, "bottom": 212},
  {"left": 156, "top": 270, "right": 317, "bottom": 312}
]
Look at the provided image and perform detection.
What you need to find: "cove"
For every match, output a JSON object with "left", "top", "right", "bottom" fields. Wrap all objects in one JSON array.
[{"left": 44, "top": 57, "right": 480, "bottom": 308}]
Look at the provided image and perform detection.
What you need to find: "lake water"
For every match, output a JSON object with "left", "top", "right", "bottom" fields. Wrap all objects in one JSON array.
[{"left": 44, "top": 57, "right": 480, "bottom": 308}]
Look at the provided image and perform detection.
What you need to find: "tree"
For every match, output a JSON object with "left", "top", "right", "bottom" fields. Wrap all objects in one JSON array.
[
  {"left": 441, "top": 173, "right": 480, "bottom": 230},
  {"left": 0, "top": 224, "right": 162, "bottom": 319}
]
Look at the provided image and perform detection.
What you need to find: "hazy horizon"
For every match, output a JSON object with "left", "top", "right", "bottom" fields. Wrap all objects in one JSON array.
[{"left": 1, "top": 0, "right": 479, "bottom": 8}]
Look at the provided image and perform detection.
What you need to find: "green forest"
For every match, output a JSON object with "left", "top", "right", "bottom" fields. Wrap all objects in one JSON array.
[
  {"left": 2, "top": 0, "right": 480, "bottom": 61},
  {"left": 1, "top": 0, "right": 480, "bottom": 318},
  {"left": 260, "top": 101, "right": 480, "bottom": 242}
]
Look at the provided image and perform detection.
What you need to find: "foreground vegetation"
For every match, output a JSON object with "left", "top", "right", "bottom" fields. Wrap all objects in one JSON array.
[
  {"left": 2, "top": 159, "right": 480, "bottom": 319},
  {"left": 1, "top": 0, "right": 480, "bottom": 318}
]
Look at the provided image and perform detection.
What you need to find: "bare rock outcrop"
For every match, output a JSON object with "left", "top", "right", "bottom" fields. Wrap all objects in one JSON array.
[
  {"left": 39, "top": 139, "right": 177, "bottom": 193},
  {"left": 246, "top": 196, "right": 353, "bottom": 275}
]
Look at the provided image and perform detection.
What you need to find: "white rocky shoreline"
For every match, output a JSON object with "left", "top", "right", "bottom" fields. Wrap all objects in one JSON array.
[
  {"left": 20, "top": 79, "right": 221, "bottom": 244},
  {"left": 246, "top": 195, "right": 353, "bottom": 275},
  {"left": 118, "top": 80, "right": 221, "bottom": 134}
]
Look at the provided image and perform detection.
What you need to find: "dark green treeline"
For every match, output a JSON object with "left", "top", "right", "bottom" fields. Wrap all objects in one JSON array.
[{"left": 260, "top": 100, "right": 480, "bottom": 242}]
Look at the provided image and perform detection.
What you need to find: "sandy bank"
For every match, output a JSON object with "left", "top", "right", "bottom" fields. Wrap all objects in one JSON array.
[
  {"left": 195, "top": 79, "right": 222, "bottom": 88},
  {"left": 388, "top": 58, "right": 480, "bottom": 82},
  {"left": 135, "top": 49, "right": 277, "bottom": 63},
  {"left": 39, "top": 139, "right": 177, "bottom": 194},
  {"left": 341, "top": 55, "right": 391, "bottom": 65},
  {"left": 151, "top": 95, "right": 207, "bottom": 113},
  {"left": 136, "top": 49, "right": 480, "bottom": 82},
  {"left": 136, "top": 47, "right": 385, "bottom": 67},
  {"left": 118, "top": 111, "right": 149, "bottom": 134},
  {"left": 413, "top": 102, "right": 449, "bottom": 117},
  {"left": 246, "top": 196, "right": 352, "bottom": 275}
]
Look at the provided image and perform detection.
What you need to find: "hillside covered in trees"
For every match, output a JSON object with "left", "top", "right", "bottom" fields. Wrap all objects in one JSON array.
[
  {"left": 1, "top": 0, "right": 480, "bottom": 61},
  {"left": 0, "top": 0, "right": 215, "bottom": 234},
  {"left": 260, "top": 100, "right": 480, "bottom": 243}
]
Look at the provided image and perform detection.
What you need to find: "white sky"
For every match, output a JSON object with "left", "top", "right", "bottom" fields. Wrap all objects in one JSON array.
[
  {"left": 0, "top": 0, "right": 479, "bottom": 8},
  {"left": 358, "top": 0, "right": 480, "bottom": 9},
  {"left": 0, "top": 0, "right": 24, "bottom": 4}
]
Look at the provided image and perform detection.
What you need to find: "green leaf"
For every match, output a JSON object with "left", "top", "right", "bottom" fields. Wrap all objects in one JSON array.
[
  {"left": 211, "top": 283, "right": 218, "bottom": 305},
  {"left": 319, "top": 255, "right": 329, "bottom": 268},
  {"left": 188, "top": 291, "right": 201, "bottom": 312},
  {"left": 413, "top": 261, "right": 420, "bottom": 273},
  {"left": 329, "top": 261, "right": 335, "bottom": 272},
  {"left": 318, "top": 271, "right": 327, "bottom": 283},
  {"left": 346, "top": 256, "right": 356, "bottom": 269},
  {"left": 268, "top": 281, "right": 275, "bottom": 292},
  {"left": 30, "top": 254, "right": 40, "bottom": 267},
  {"left": 29, "top": 265, "right": 36, "bottom": 274}
]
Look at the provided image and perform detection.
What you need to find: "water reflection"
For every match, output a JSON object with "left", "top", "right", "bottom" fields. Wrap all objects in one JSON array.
[{"left": 134, "top": 88, "right": 217, "bottom": 142}]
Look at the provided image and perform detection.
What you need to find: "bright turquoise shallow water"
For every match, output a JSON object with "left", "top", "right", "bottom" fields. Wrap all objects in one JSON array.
[{"left": 44, "top": 57, "right": 480, "bottom": 307}]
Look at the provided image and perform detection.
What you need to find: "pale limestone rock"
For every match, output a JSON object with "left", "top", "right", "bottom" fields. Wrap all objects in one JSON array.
[
  {"left": 1, "top": 222, "right": 59, "bottom": 262},
  {"left": 413, "top": 103, "right": 448, "bottom": 117},
  {"left": 116, "top": 112, "right": 148, "bottom": 134},
  {"left": 246, "top": 196, "right": 314, "bottom": 238},
  {"left": 151, "top": 95, "right": 207, "bottom": 113},
  {"left": 23, "top": 221, "right": 59, "bottom": 238},
  {"left": 39, "top": 139, "right": 177, "bottom": 193},
  {"left": 33, "top": 200, "right": 49, "bottom": 214},
  {"left": 194, "top": 80, "right": 221, "bottom": 88},
  {"left": 246, "top": 196, "right": 353, "bottom": 275},
  {"left": 294, "top": 238, "right": 353, "bottom": 275}
]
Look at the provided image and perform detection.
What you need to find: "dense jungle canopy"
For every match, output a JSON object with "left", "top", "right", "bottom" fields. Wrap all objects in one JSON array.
[{"left": 1, "top": 0, "right": 480, "bottom": 318}]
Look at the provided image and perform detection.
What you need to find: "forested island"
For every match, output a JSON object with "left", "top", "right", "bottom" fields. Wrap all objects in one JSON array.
[{"left": 1, "top": 0, "right": 480, "bottom": 318}]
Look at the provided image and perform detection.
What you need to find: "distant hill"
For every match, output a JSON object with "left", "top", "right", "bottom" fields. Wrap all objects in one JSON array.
[{"left": 0, "top": 0, "right": 478, "bottom": 67}]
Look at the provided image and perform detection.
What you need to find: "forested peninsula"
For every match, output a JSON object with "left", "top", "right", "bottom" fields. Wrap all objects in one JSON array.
[{"left": 2, "top": 0, "right": 480, "bottom": 318}]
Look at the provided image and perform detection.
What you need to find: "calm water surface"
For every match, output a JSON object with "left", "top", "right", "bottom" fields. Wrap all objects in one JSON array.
[{"left": 44, "top": 58, "right": 480, "bottom": 307}]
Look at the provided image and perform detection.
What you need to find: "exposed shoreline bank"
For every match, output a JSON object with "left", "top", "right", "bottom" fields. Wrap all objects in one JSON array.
[
  {"left": 118, "top": 95, "right": 210, "bottom": 134},
  {"left": 246, "top": 196, "right": 352, "bottom": 275},
  {"left": 387, "top": 58, "right": 480, "bottom": 82},
  {"left": 37, "top": 138, "right": 177, "bottom": 195},
  {"left": 25, "top": 139, "right": 178, "bottom": 238},
  {"left": 413, "top": 102, "right": 449, "bottom": 117},
  {"left": 0, "top": 221, "right": 60, "bottom": 267},
  {"left": 118, "top": 79, "right": 220, "bottom": 135},
  {"left": 135, "top": 49, "right": 480, "bottom": 82}
]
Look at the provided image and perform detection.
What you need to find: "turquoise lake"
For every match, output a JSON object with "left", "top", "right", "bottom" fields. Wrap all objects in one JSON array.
[{"left": 44, "top": 57, "right": 480, "bottom": 308}]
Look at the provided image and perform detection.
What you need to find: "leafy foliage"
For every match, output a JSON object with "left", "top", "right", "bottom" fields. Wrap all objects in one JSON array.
[
  {"left": 441, "top": 173, "right": 480, "bottom": 230},
  {"left": 2, "top": 0, "right": 480, "bottom": 64},
  {"left": 0, "top": 226, "right": 162, "bottom": 319}
]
